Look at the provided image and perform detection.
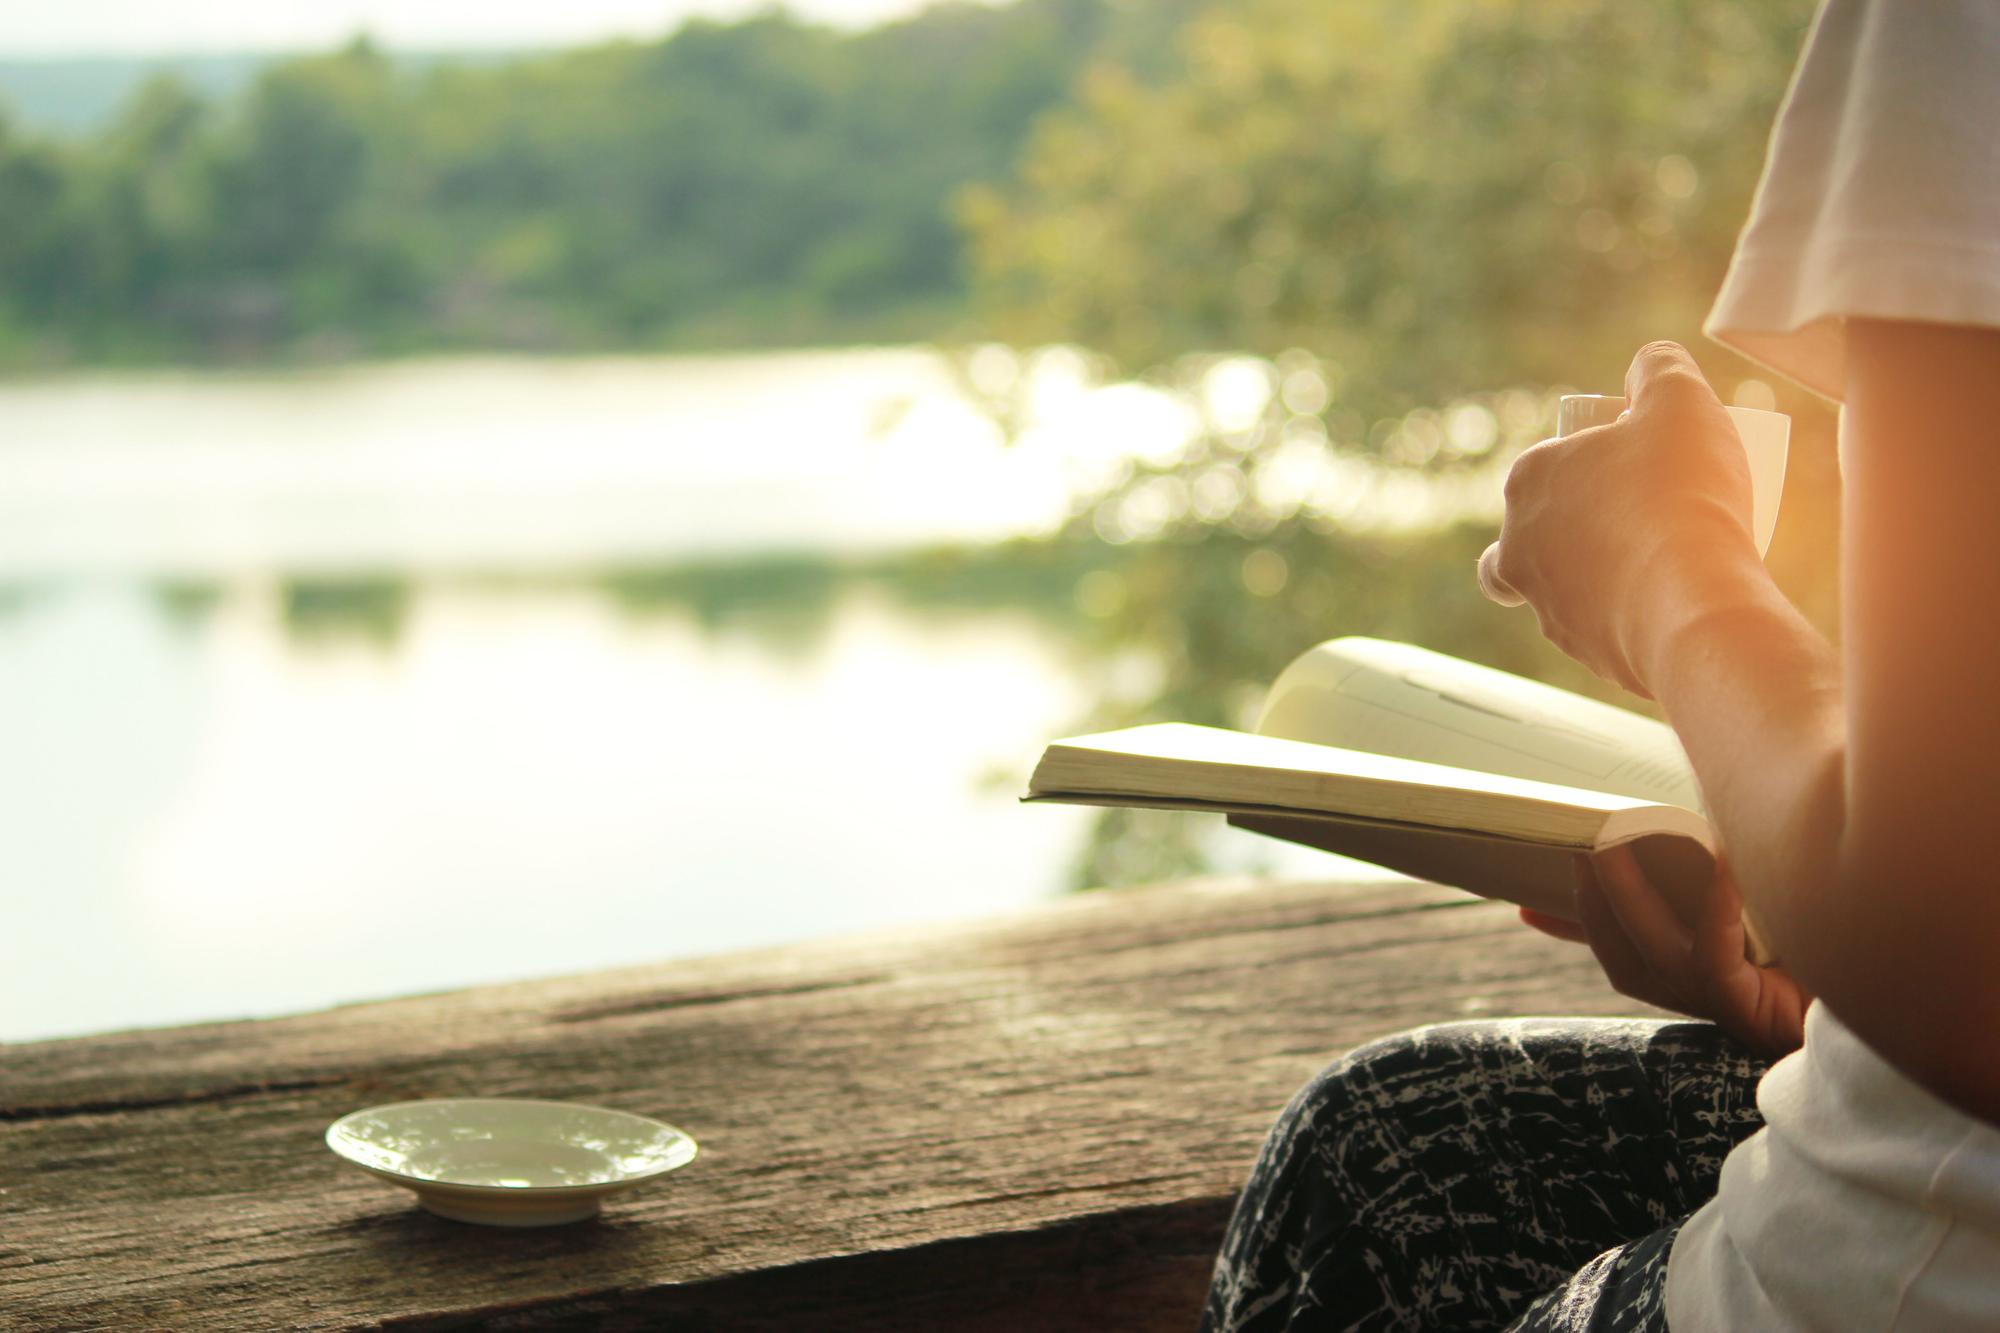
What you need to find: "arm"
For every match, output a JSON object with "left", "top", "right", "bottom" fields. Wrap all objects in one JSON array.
[
  {"left": 1487, "top": 333, "right": 2000, "bottom": 1121},
  {"left": 1651, "top": 321, "right": 2000, "bottom": 1120}
]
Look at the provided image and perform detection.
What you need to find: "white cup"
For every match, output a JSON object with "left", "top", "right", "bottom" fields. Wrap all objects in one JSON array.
[{"left": 1557, "top": 394, "right": 1790, "bottom": 556}]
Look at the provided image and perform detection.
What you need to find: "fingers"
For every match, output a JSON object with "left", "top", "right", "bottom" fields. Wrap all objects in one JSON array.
[
  {"left": 1481, "top": 437, "right": 1562, "bottom": 608},
  {"left": 1592, "top": 845, "right": 1695, "bottom": 952},
  {"left": 1519, "top": 906, "right": 1589, "bottom": 943},
  {"left": 1690, "top": 860, "right": 1751, "bottom": 977},
  {"left": 1573, "top": 857, "right": 1688, "bottom": 1010},
  {"left": 1477, "top": 542, "right": 1525, "bottom": 606}
]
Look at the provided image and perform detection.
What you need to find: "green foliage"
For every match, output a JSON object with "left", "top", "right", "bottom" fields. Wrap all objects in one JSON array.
[
  {"left": 966, "top": 0, "right": 1815, "bottom": 416},
  {"left": 963, "top": 0, "right": 1842, "bottom": 886},
  {"left": 0, "top": 3, "right": 1143, "bottom": 366}
]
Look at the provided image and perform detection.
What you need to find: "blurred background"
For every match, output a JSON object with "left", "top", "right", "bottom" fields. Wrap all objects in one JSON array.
[{"left": 0, "top": 0, "right": 1836, "bottom": 1041}]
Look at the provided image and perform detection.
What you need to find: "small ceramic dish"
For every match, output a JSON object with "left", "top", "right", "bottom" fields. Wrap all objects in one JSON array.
[{"left": 326, "top": 1098, "right": 698, "bottom": 1226}]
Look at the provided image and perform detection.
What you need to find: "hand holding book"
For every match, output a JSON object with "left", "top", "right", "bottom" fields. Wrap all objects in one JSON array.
[
  {"left": 1025, "top": 348, "right": 1792, "bottom": 1004},
  {"left": 1024, "top": 637, "right": 1774, "bottom": 959},
  {"left": 1522, "top": 849, "right": 1809, "bottom": 1059}
]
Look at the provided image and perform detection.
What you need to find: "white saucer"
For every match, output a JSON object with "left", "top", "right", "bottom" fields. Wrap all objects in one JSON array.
[{"left": 326, "top": 1098, "right": 699, "bottom": 1226}]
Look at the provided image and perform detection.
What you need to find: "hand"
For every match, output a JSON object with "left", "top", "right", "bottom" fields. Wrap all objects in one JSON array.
[
  {"left": 1520, "top": 846, "right": 1810, "bottom": 1059},
  {"left": 1477, "top": 341, "right": 1762, "bottom": 695}
]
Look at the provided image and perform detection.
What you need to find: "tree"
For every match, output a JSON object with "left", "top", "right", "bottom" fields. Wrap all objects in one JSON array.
[
  {"left": 0, "top": 0, "right": 1190, "bottom": 365},
  {"left": 965, "top": 0, "right": 1815, "bottom": 418},
  {"left": 960, "top": 0, "right": 1838, "bottom": 885}
]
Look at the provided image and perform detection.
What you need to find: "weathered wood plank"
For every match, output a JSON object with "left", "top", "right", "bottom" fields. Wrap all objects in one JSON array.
[{"left": 1, "top": 877, "right": 1657, "bottom": 1330}]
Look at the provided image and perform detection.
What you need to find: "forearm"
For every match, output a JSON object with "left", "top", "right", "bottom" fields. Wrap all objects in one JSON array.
[
  {"left": 1489, "top": 335, "right": 2000, "bottom": 1117},
  {"left": 1637, "top": 549, "right": 1847, "bottom": 960},
  {"left": 1640, "top": 533, "right": 2000, "bottom": 1121}
]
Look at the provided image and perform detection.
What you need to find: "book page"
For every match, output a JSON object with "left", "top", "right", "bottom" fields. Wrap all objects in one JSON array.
[
  {"left": 1255, "top": 638, "right": 1702, "bottom": 811},
  {"left": 1027, "top": 723, "right": 1708, "bottom": 850}
]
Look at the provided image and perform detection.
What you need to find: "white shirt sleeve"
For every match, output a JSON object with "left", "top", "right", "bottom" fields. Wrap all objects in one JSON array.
[{"left": 1703, "top": 0, "right": 2000, "bottom": 401}]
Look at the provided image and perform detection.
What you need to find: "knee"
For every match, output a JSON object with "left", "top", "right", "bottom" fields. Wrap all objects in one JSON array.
[{"left": 1279, "top": 1020, "right": 1516, "bottom": 1137}]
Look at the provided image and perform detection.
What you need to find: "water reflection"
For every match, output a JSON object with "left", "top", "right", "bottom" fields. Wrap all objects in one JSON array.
[
  {"left": 282, "top": 578, "right": 411, "bottom": 647},
  {"left": 0, "top": 576, "right": 1107, "bottom": 1042},
  {"left": 601, "top": 556, "right": 844, "bottom": 655},
  {"left": 153, "top": 579, "right": 226, "bottom": 628},
  {"left": 183, "top": 543, "right": 1127, "bottom": 661},
  {"left": 0, "top": 347, "right": 1413, "bottom": 1044}
]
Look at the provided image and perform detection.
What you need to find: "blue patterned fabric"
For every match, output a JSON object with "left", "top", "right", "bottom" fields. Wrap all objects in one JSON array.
[{"left": 1202, "top": 1018, "right": 1768, "bottom": 1332}]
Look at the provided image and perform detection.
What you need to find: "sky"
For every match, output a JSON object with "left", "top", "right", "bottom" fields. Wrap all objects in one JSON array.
[{"left": 0, "top": 0, "right": 944, "bottom": 57}]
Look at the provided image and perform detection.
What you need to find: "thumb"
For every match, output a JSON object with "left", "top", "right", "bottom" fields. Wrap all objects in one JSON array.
[
  {"left": 1623, "top": 340, "right": 1715, "bottom": 416},
  {"left": 1691, "top": 864, "right": 1748, "bottom": 976}
]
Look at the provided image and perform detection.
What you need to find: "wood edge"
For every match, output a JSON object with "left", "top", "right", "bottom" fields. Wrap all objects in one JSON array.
[{"left": 378, "top": 1195, "right": 1239, "bottom": 1331}]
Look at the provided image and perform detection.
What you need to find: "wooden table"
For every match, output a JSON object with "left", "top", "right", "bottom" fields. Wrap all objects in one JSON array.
[{"left": 1, "top": 877, "right": 1655, "bottom": 1330}]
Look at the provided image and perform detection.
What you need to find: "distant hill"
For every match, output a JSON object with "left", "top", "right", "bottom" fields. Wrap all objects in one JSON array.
[
  {"left": 0, "top": 51, "right": 523, "bottom": 136},
  {"left": 0, "top": 56, "right": 269, "bottom": 134}
]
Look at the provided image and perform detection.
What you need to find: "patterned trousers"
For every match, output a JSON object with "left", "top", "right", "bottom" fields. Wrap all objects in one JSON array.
[{"left": 1201, "top": 1018, "right": 1770, "bottom": 1333}]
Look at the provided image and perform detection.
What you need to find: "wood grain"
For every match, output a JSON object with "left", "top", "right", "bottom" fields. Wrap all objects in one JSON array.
[{"left": 1, "top": 877, "right": 1657, "bottom": 1330}]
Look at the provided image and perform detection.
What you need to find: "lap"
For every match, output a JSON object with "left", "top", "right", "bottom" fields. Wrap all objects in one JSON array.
[{"left": 1204, "top": 1017, "right": 1768, "bottom": 1332}]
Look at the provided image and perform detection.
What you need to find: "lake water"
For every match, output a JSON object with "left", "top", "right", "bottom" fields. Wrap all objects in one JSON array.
[
  {"left": 0, "top": 349, "right": 1327, "bottom": 1042},
  {"left": 0, "top": 348, "right": 1131, "bottom": 579}
]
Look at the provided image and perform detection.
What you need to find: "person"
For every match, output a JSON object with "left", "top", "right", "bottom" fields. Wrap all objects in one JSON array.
[{"left": 1200, "top": 2, "right": 2000, "bottom": 1329}]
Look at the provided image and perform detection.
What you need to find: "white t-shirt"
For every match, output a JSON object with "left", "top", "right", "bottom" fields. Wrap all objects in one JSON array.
[{"left": 1672, "top": 2, "right": 2000, "bottom": 1328}]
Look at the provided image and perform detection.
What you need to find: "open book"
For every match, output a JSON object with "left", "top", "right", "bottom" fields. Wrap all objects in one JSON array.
[{"left": 1026, "top": 637, "right": 1768, "bottom": 959}]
